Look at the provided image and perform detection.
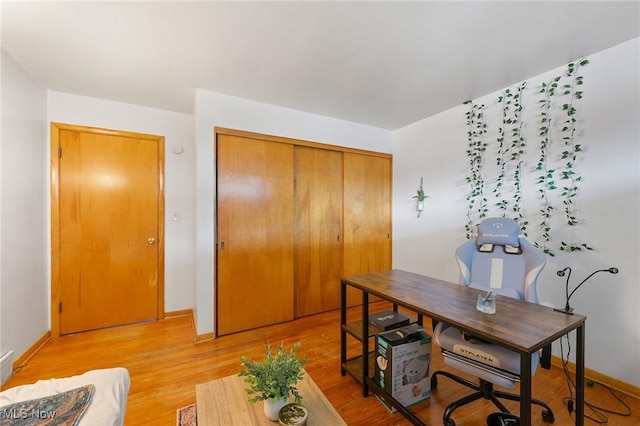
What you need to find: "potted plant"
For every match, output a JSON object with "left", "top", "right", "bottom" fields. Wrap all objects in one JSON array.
[
  {"left": 239, "top": 342, "right": 307, "bottom": 421},
  {"left": 413, "top": 177, "right": 428, "bottom": 218}
]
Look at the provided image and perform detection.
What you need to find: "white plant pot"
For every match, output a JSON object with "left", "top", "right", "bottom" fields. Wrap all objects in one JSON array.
[{"left": 264, "top": 396, "right": 288, "bottom": 421}]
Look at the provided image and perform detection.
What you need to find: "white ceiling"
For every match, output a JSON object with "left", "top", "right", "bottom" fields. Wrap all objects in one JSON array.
[{"left": 2, "top": 1, "right": 639, "bottom": 130}]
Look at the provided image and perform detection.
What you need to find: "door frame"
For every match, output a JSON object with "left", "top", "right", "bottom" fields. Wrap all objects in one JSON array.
[{"left": 50, "top": 122, "right": 165, "bottom": 337}]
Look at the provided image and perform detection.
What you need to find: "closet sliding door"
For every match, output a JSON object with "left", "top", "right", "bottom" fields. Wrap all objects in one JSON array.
[
  {"left": 343, "top": 153, "right": 392, "bottom": 306},
  {"left": 294, "top": 146, "right": 343, "bottom": 317},
  {"left": 215, "top": 128, "right": 392, "bottom": 334},
  {"left": 216, "top": 134, "right": 295, "bottom": 336}
]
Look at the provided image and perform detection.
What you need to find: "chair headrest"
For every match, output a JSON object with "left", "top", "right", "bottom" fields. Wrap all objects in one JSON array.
[{"left": 476, "top": 218, "right": 521, "bottom": 247}]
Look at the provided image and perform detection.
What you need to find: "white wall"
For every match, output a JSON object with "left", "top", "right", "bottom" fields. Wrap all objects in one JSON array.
[
  {"left": 1, "top": 50, "right": 48, "bottom": 365},
  {"left": 194, "top": 90, "right": 392, "bottom": 335},
  {"left": 392, "top": 38, "right": 640, "bottom": 387},
  {"left": 4, "top": 33, "right": 636, "bottom": 390},
  {"left": 47, "top": 92, "right": 196, "bottom": 315}
]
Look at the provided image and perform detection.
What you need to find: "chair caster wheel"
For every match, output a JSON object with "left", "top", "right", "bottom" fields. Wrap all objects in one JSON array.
[
  {"left": 431, "top": 375, "right": 438, "bottom": 389},
  {"left": 542, "top": 409, "right": 555, "bottom": 423}
]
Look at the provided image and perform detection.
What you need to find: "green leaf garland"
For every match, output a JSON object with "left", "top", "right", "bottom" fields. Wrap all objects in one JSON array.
[{"left": 463, "top": 59, "right": 591, "bottom": 254}]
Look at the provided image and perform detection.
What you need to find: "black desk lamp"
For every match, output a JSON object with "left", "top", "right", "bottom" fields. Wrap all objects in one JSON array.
[{"left": 554, "top": 266, "right": 619, "bottom": 315}]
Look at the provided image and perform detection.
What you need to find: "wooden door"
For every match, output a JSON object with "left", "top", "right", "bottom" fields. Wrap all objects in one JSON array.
[
  {"left": 294, "top": 147, "right": 343, "bottom": 317},
  {"left": 52, "top": 124, "right": 164, "bottom": 335},
  {"left": 216, "top": 134, "right": 295, "bottom": 336},
  {"left": 343, "top": 153, "right": 392, "bottom": 305}
]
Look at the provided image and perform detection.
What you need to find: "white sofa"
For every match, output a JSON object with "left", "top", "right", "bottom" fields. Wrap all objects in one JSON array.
[{"left": 0, "top": 367, "right": 130, "bottom": 425}]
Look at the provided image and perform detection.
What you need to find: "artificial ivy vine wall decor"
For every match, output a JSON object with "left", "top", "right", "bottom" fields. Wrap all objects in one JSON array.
[
  {"left": 499, "top": 81, "right": 528, "bottom": 233},
  {"left": 464, "top": 101, "right": 488, "bottom": 238},
  {"left": 464, "top": 59, "right": 591, "bottom": 256}
]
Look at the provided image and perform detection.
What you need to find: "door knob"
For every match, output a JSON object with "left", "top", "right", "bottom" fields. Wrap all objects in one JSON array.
[{"left": 148, "top": 238, "right": 156, "bottom": 245}]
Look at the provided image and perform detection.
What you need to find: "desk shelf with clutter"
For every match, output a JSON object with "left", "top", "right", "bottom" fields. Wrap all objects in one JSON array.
[
  {"left": 340, "top": 304, "right": 418, "bottom": 385},
  {"left": 340, "top": 319, "right": 378, "bottom": 383}
]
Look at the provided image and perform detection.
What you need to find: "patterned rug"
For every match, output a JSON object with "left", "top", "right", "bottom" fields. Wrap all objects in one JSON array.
[{"left": 176, "top": 403, "right": 197, "bottom": 426}]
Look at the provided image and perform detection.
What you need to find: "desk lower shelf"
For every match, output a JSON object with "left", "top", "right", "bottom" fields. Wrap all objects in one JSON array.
[
  {"left": 343, "top": 318, "right": 419, "bottom": 341},
  {"left": 341, "top": 352, "right": 375, "bottom": 384},
  {"left": 342, "top": 320, "right": 382, "bottom": 341},
  {"left": 341, "top": 318, "right": 419, "bottom": 385}
]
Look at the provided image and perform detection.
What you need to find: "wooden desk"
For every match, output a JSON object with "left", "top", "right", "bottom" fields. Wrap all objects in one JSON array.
[
  {"left": 340, "top": 269, "right": 586, "bottom": 426},
  {"left": 196, "top": 368, "right": 346, "bottom": 425}
]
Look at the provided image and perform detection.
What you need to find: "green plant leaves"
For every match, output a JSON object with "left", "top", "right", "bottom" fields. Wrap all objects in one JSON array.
[
  {"left": 464, "top": 58, "right": 591, "bottom": 254},
  {"left": 239, "top": 342, "right": 307, "bottom": 404},
  {"left": 465, "top": 101, "right": 489, "bottom": 238}
]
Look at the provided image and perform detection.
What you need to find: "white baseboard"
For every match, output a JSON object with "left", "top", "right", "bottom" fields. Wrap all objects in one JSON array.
[{"left": 1, "top": 350, "right": 15, "bottom": 385}]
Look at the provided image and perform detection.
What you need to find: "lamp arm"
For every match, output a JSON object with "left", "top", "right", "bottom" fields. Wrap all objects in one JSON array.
[{"left": 566, "top": 269, "right": 609, "bottom": 302}]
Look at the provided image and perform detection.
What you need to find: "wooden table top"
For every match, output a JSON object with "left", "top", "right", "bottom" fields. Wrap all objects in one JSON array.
[
  {"left": 342, "top": 269, "right": 586, "bottom": 353},
  {"left": 196, "top": 368, "right": 346, "bottom": 425}
]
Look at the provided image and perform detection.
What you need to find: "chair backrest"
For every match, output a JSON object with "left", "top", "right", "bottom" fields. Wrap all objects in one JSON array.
[{"left": 455, "top": 218, "right": 545, "bottom": 303}]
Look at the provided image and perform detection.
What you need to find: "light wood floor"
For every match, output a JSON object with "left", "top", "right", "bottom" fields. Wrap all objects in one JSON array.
[{"left": 3, "top": 302, "right": 639, "bottom": 425}]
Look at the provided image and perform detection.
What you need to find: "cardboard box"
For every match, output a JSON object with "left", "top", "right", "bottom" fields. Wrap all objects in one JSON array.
[
  {"left": 375, "top": 325, "right": 431, "bottom": 412},
  {"left": 369, "top": 310, "right": 411, "bottom": 331}
]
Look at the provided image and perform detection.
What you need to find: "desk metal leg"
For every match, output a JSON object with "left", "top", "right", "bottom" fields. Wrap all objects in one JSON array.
[
  {"left": 520, "top": 352, "right": 532, "bottom": 426},
  {"left": 362, "top": 291, "right": 369, "bottom": 398},
  {"left": 575, "top": 324, "right": 585, "bottom": 426}
]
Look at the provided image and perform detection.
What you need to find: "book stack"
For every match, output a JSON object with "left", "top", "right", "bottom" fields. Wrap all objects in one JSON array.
[{"left": 369, "top": 310, "right": 411, "bottom": 331}]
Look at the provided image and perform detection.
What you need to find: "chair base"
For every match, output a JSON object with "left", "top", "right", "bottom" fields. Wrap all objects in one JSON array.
[
  {"left": 487, "top": 412, "right": 521, "bottom": 426},
  {"left": 431, "top": 370, "right": 555, "bottom": 426}
]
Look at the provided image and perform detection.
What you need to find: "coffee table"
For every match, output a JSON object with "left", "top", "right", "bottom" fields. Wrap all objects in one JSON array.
[{"left": 196, "top": 368, "right": 346, "bottom": 425}]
